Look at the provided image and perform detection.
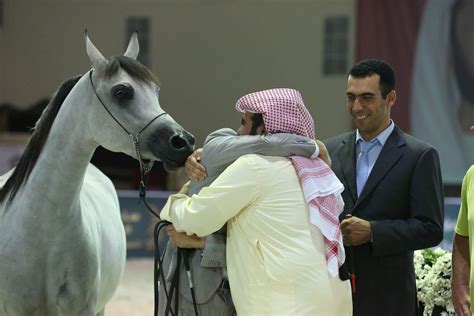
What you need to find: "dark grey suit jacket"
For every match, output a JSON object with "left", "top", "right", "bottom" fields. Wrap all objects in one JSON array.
[{"left": 325, "top": 126, "right": 444, "bottom": 316}]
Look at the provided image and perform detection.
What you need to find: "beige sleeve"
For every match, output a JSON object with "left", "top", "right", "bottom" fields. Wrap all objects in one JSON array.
[{"left": 160, "top": 155, "right": 260, "bottom": 237}]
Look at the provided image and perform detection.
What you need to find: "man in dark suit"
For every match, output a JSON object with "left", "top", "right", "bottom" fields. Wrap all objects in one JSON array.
[{"left": 325, "top": 59, "right": 444, "bottom": 316}]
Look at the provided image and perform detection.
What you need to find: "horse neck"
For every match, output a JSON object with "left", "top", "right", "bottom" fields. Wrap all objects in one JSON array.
[{"left": 23, "top": 76, "right": 98, "bottom": 212}]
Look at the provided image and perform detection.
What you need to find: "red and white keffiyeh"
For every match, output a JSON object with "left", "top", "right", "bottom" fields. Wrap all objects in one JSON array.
[{"left": 235, "top": 88, "right": 345, "bottom": 277}]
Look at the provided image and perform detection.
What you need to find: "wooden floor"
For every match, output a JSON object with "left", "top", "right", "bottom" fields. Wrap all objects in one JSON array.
[{"left": 106, "top": 258, "right": 155, "bottom": 316}]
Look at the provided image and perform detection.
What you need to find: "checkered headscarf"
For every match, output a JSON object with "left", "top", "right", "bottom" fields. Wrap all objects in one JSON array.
[
  {"left": 236, "top": 88, "right": 345, "bottom": 277},
  {"left": 235, "top": 88, "right": 315, "bottom": 138}
]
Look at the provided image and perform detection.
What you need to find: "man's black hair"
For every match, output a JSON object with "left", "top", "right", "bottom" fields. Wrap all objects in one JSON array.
[{"left": 348, "top": 59, "right": 396, "bottom": 99}]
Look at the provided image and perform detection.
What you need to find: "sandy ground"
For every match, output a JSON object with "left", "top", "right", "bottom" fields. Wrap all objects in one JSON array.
[{"left": 106, "top": 258, "right": 155, "bottom": 316}]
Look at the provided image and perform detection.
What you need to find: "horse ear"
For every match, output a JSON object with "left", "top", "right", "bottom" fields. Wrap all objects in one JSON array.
[
  {"left": 123, "top": 32, "right": 139, "bottom": 60},
  {"left": 85, "top": 31, "right": 107, "bottom": 70}
]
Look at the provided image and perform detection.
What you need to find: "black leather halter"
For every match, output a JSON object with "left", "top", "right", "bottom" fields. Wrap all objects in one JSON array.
[
  {"left": 88, "top": 70, "right": 167, "bottom": 217},
  {"left": 88, "top": 70, "right": 166, "bottom": 176}
]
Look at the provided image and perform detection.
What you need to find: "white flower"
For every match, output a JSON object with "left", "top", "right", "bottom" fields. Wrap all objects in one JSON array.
[{"left": 414, "top": 248, "right": 455, "bottom": 315}]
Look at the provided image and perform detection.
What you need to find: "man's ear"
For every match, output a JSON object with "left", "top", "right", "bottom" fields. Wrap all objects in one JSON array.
[{"left": 387, "top": 90, "right": 397, "bottom": 108}]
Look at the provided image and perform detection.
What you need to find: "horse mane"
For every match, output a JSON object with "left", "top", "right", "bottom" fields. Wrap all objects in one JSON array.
[
  {"left": 105, "top": 56, "right": 160, "bottom": 85},
  {"left": 0, "top": 75, "right": 82, "bottom": 204}
]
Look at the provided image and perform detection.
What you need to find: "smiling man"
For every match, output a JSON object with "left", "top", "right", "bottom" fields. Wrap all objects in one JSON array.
[{"left": 324, "top": 59, "right": 444, "bottom": 316}]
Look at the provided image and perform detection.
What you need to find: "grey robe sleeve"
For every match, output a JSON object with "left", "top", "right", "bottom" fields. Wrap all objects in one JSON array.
[
  {"left": 198, "top": 128, "right": 318, "bottom": 267},
  {"left": 200, "top": 228, "right": 227, "bottom": 267},
  {"left": 203, "top": 128, "right": 318, "bottom": 167}
]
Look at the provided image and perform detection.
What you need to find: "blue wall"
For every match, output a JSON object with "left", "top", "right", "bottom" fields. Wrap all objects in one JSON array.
[
  {"left": 441, "top": 197, "right": 461, "bottom": 251},
  {"left": 119, "top": 191, "right": 461, "bottom": 257},
  {"left": 119, "top": 190, "right": 171, "bottom": 257}
]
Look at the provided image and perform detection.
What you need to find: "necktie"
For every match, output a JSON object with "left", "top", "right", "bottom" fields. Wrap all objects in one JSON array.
[{"left": 356, "top": 140, "right": 378, "bottom": 197}]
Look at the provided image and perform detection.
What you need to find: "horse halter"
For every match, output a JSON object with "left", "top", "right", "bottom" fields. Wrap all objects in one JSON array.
[{"left": 88, "top": 70, "right": 166, "bottom": 178}]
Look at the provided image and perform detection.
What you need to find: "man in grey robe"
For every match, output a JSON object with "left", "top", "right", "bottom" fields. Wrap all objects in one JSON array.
[{"left": 158, "top": 126, "right": 324, "bottom": 315}]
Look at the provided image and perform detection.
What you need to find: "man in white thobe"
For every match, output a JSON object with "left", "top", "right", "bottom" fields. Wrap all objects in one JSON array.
[{"left": 161, "top": 88, "right": 352, "bottom": 315}]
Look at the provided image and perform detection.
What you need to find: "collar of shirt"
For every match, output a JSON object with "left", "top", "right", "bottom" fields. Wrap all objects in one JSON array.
[
  {"left": 354, "top": 120, "right": 395, "bottom": 177},
  {"left": 355, "top": 120, "right": 395, "bottom": 147}
]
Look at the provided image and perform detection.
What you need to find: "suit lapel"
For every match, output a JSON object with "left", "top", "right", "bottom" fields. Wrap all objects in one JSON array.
[
  {"left": 355, "top": 127, "right": 406, "bottom": 207},
  {"left": 337, "top": 132, "right": 357, "bottom": 204}
]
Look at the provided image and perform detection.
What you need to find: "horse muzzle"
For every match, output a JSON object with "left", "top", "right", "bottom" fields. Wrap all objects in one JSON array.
[{"left": 149, "top": 127, "right": 195, "bottom": 171}]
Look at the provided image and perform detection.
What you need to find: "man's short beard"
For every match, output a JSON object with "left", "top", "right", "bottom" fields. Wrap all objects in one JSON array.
[
  {"left": 250, "top": 124, "right": 263, "bottom": 135},
  {"left": 250, "top": 113, "right": 264, "bottom": 135}
]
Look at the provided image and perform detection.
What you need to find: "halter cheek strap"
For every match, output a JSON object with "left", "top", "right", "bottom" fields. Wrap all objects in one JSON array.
[{"left": 88, "top": 70, "right": 167, "bottom": 176}]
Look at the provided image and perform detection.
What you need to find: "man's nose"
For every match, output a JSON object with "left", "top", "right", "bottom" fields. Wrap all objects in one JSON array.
[{"left": 352, "top": 98, "right": 363, "bottom": 111}]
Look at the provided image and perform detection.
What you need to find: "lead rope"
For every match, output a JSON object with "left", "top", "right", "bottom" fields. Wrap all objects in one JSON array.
[
  {"left": 182, "top": 249, "right": 199, "bottom": 314},
  {"left": 139, "top": 164, "right": 198, "bottom": 316},
  {"left": 136, "top": 144, "right": 198, "bottom": 316}
]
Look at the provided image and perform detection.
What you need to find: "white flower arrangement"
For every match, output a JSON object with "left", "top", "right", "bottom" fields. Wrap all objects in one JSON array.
[{"left": 414, "top": 248, "right": 455, "bottom": 316}]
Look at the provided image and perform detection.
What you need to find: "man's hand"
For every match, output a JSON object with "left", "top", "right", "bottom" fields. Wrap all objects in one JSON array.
[
  {"left": 452, "top": 283, "right": 471, "bottom": 316},
  {"left": 185, "top": 148, "right": 207, "bottom": 181},
  {"left": 316, "top": 140, "right": 331, "bottom": 166},
  {"left": 166, "top": 225, "right": 205, "bottom": 249},
  {"left": 340, "top": 215, "right": 372, "bottom": 246}
]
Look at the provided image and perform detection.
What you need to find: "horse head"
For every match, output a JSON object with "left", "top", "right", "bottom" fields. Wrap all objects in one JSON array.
[{"left": 85, "top": 32, "right": 194, "bottom": 171}]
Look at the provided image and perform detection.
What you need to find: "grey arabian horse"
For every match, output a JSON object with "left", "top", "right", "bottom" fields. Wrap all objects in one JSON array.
[{"left": 0, "top": 33, "right": 194, "bottom": 315}]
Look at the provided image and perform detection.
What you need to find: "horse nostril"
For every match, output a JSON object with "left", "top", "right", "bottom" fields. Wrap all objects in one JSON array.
[{"left": 169, "top": 134, "right": 188, "bottom": 150}]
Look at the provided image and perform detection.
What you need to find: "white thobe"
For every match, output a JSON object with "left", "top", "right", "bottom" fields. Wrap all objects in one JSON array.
[{"left": 161, "top": 154, "right": 352, "bottom": 315}]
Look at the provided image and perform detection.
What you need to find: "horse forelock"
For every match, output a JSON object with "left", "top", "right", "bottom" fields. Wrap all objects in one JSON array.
[
  {"left": 104, "top": 56, "right": 160, "bottom": 86},
  {"left": 0, "top": 75, "right": 82, "bottom": 205}
]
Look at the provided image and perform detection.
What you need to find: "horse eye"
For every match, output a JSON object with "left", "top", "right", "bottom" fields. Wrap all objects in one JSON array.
[{"left": 112, "top": 84, "right": 134, "bottom": 102}]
